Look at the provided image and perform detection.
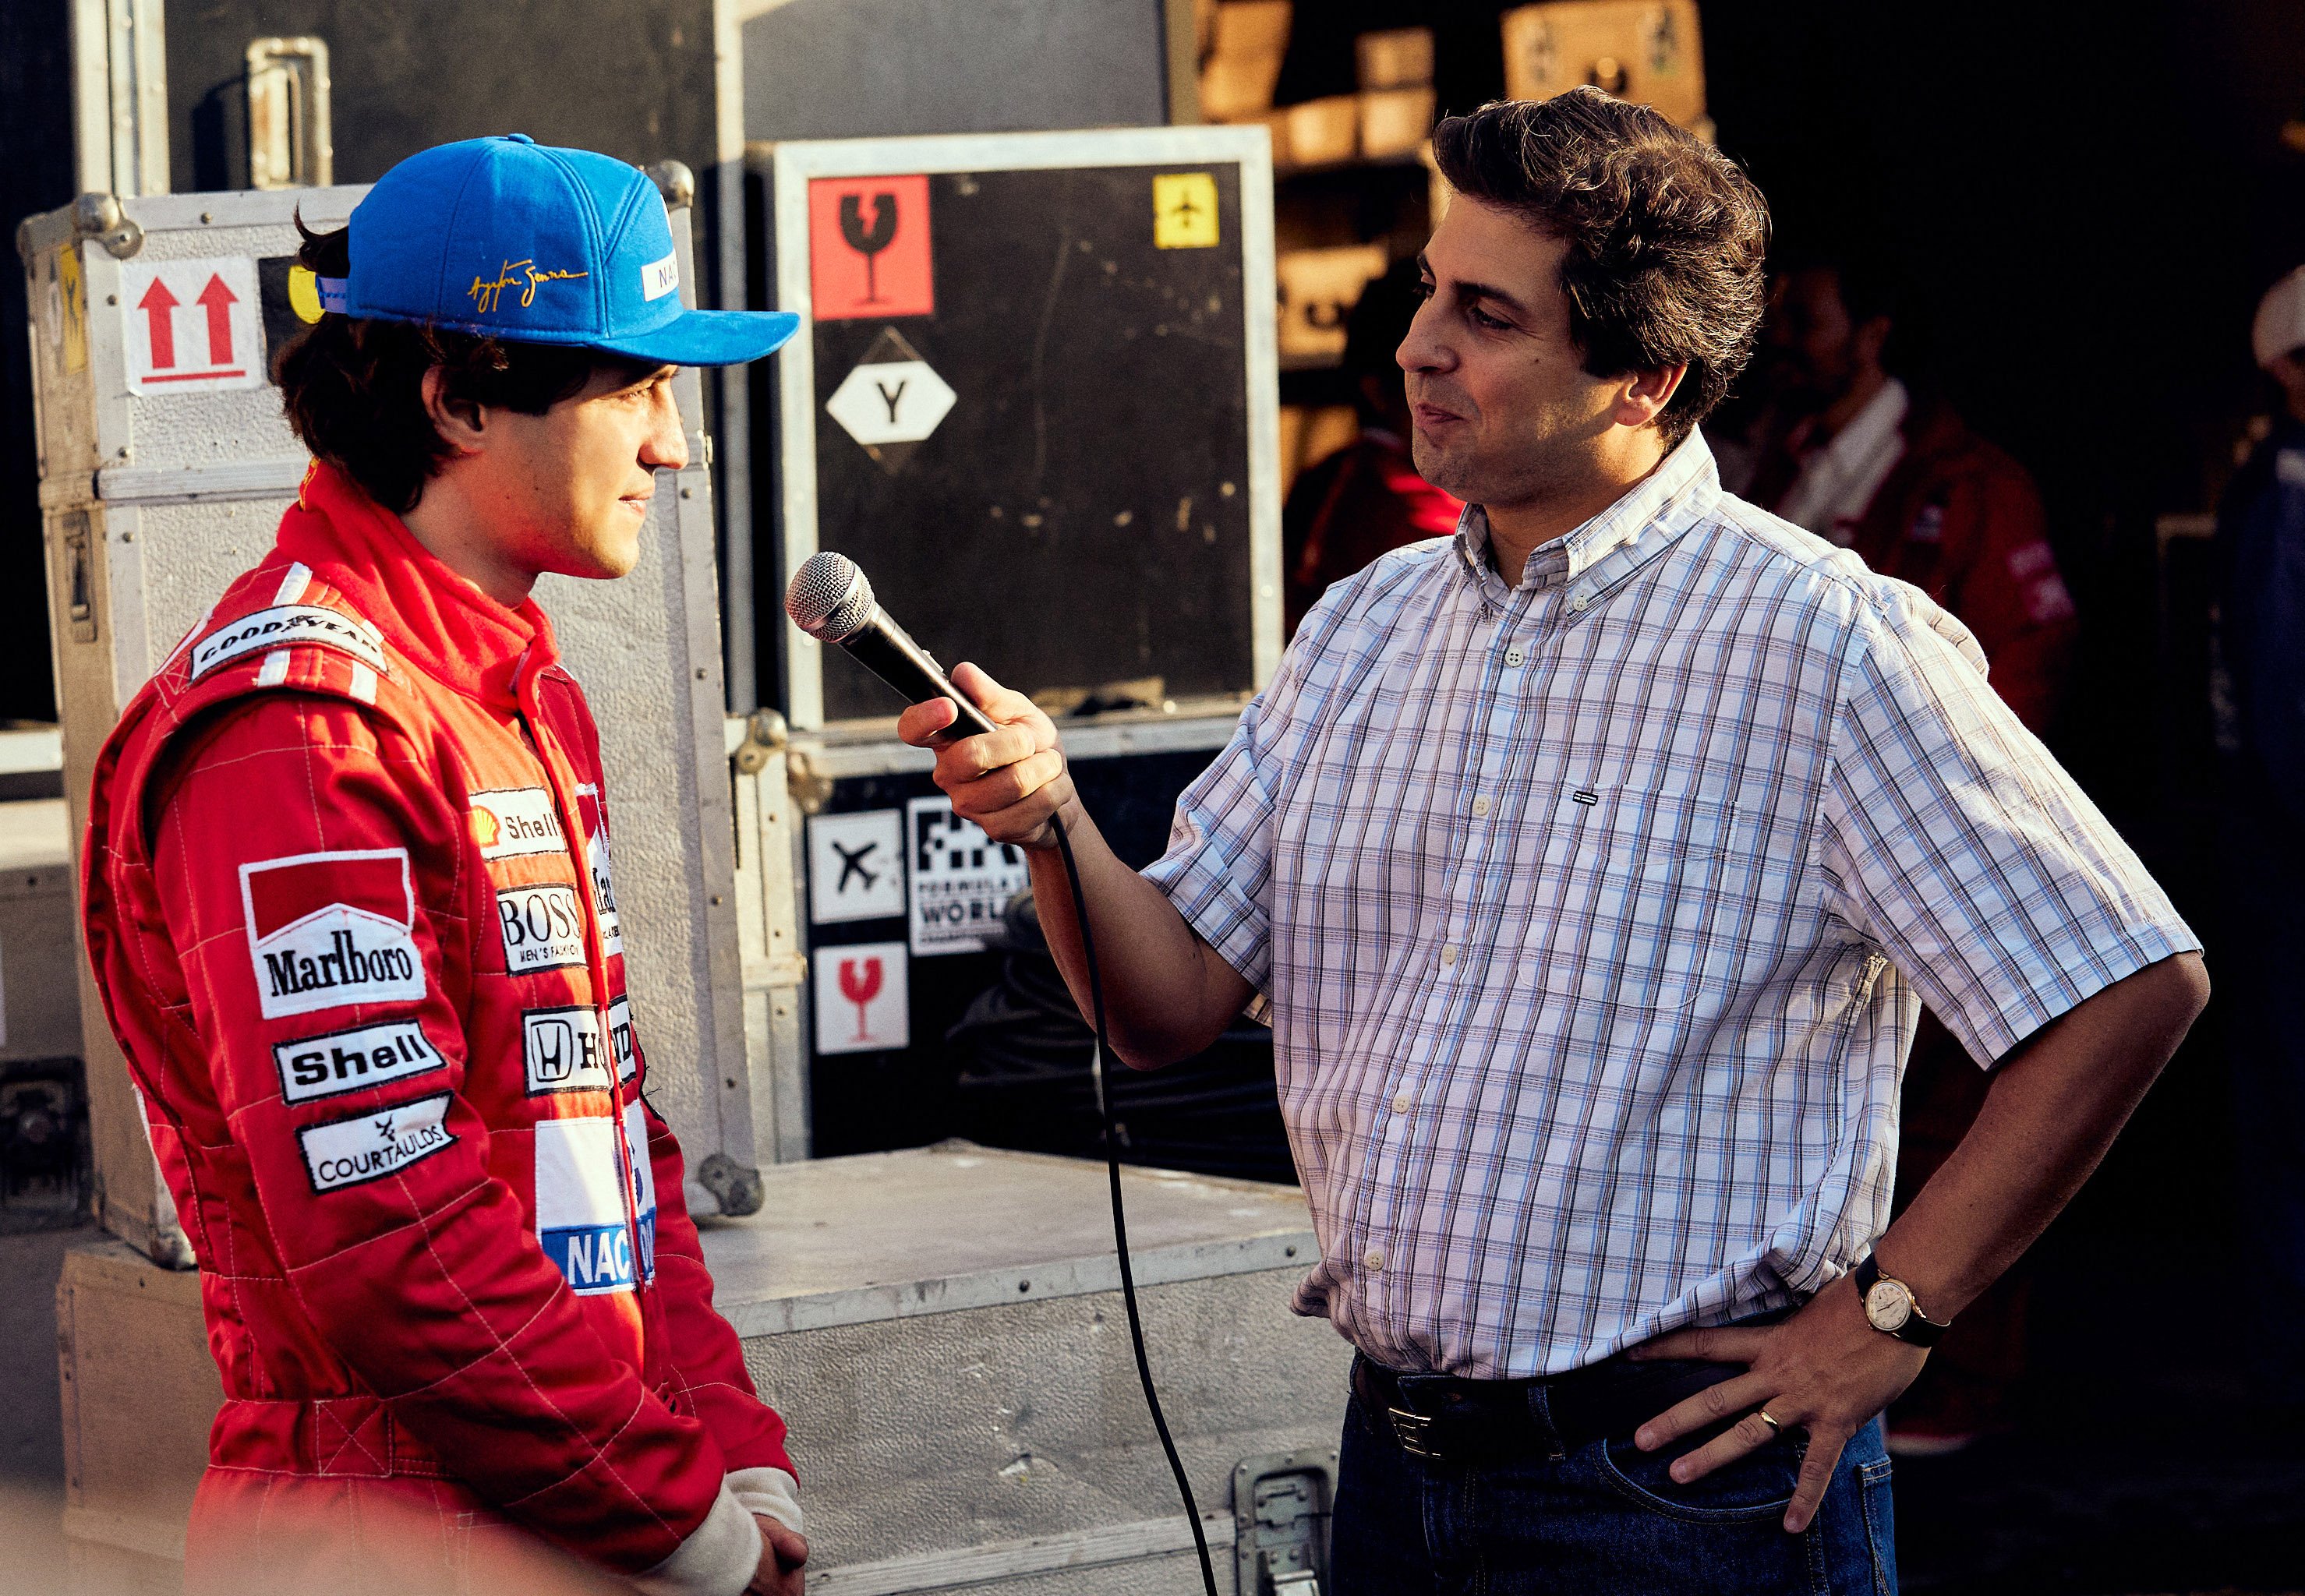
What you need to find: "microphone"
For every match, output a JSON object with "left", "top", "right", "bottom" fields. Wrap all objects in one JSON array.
[{"left": 784, "top": 552, "right": 998, "bottom": 739}]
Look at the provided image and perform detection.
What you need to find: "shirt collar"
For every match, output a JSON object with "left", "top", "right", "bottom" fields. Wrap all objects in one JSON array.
[
  {"left": 277, "top": 460, "right": 560, "bottom": 708},
  {"left": 1453, "top": 428, "right": 1723, "bottom": 593},
  {"left": 1819, "top": 376, "right": 1908, "bottom": 474}
]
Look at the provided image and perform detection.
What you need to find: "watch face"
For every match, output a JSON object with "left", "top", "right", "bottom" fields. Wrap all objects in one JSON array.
[{"left": 1865, "top": 1279, "right": 1914, "bottom": 1332}]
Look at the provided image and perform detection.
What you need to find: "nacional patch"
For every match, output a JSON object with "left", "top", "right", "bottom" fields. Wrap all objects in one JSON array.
[
  {"left": 573, "top": 785, "right": 622, "bottom": 956},
  {"left": 534, "top": 1112, "right": 657, "bottom": 1295},
  {"left": 240, "top": 849, "right": 427, "bottom": 1019},
  {"left": 522, "top": 1005, "right": 613, "bottom": 1095},
  {"left": 298, "top": 1092, "right": 455, "bottom": 1192},
  {"left": 469, "top": 787, "right": 567, "bottom": 860},
  {"left": 274, "top": 1019, "right": 446, "bottom": 1104},
  {"left": 189, "top": 604, "right": 388, "bottom": 681},
  {"left": 641, "top": 250, "right": 679, "bottom": 302},
  {"left": 497, "top": 882, "right": 587, "bottom": 973}
]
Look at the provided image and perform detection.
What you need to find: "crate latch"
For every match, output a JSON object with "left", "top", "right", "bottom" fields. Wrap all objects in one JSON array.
[{"left": 1233, "top": 1447, "right": 1335, "bottom": 1596}]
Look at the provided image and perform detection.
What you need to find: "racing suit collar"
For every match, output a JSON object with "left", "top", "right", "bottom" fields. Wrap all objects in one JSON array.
[{"left": 280, "top": 460, "right": 560, "bottom": 709}]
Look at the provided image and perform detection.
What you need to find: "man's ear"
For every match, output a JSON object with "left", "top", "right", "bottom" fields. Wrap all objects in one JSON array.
[
  {"left": 1616, "top": 362, "right": 1688, "bottom": 430},
  {"left": 420, "top": 367, "right": 488, "bottom": 458}
]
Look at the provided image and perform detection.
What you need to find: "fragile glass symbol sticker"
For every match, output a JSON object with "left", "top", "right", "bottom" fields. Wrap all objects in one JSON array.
[
  {"left": 1154, "top": 173, "right": 1220, "bottom": 249},
  {"left": 809, "top": 175, "right": 935, "bottom": 320},
  {"left": 825, "top": 358, "right": 956, "bottom": 448}
]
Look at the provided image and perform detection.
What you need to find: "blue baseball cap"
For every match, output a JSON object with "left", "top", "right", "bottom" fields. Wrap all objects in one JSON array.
[{"left": 343, "top": 134, "right": 798, "bottom": 366}]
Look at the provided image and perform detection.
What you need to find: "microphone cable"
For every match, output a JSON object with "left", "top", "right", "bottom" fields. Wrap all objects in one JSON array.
[{"left": 1048, "top": 814, "right": 1222, "bottom": 1596}]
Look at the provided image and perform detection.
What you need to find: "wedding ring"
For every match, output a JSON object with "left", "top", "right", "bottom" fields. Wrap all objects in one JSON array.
[{"left": 1755, "top": 1408, "right": 1783, "bottom": 1434}]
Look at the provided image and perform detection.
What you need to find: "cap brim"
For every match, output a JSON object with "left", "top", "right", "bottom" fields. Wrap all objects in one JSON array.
[{"left": 590, "top": 308, "right": 801, "bottom": 367}]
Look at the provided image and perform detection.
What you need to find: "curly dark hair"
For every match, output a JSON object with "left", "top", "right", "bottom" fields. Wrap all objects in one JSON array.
[
  {"left": 1430, "top": 89, "right": 1770, "bottom": 449},
  {"left": 275, "top": 214, "right": 662, "bottom": 513}
]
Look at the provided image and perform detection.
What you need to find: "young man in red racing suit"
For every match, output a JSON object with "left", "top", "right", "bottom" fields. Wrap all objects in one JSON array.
[{"left": 78, "top": 136, "right": 809, "bottom": 1596}]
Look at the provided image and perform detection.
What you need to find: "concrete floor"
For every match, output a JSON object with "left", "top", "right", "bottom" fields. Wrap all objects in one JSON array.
[{"left": 1, "top": 1223, "right": 90, "bottom": 1596}]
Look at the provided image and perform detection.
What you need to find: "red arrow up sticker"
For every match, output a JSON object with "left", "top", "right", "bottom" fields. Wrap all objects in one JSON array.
[
  {"left": 118, "top": 256, "right": 263, "bottom": 394},
  {"left": 196, "top": 274, "right": 237, "bottom": 367},
  {"left": 136, "top": 277, "right": 179, "bottom": 367}
]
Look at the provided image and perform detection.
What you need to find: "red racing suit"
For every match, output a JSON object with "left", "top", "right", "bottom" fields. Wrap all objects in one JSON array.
[
  {"left": 80, "top": 461, "right": 792, "bottom": 1596},
  {"left": 1753, "top": 394, "right": 2077, "bottom": 733}
]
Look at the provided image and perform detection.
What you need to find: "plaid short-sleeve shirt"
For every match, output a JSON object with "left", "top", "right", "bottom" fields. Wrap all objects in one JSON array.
[{"left": 1144, "top": 433, "right": 2197, "bottom": 1378}]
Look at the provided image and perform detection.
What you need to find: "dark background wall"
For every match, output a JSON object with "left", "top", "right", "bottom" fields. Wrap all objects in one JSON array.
[{"left": 1, "top": 0, "right": 79, "bottom": 723}]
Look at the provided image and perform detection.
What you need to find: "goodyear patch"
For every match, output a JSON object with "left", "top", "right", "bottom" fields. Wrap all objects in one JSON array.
[{"left": 190, "top": 604, "right": 389, "bottom": 680}]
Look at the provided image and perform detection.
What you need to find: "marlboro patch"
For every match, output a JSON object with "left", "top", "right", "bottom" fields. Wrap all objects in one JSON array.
[
  {"left": 239, "top": 848, "right": 426, "bottom": 1019},
  {"left": 189, "top": 604, "right": 389, "bottom": 680}
]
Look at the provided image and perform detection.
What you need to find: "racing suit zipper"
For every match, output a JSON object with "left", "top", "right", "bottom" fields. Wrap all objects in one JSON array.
[{"left": 511, "top": 651, "right": 652, "bottom": 1320}]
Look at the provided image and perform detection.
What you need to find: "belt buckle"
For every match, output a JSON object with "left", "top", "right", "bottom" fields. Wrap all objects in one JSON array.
[{"left": 1388, "top": 1404, "right": 1444, "bottom": 1460}]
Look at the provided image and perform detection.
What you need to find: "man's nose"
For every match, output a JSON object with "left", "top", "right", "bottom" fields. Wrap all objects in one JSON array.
[
  {"left": 642, "top": 384, "right": 688, "bottom": 471},
  {"left": 1397, "top": 297, "right": 1450, "bottom": 373}
]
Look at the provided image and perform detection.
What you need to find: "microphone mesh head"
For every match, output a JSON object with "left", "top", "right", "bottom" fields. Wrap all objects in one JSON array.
[{"left": 785, "top": 551, "right": 875, "bottom": 642}]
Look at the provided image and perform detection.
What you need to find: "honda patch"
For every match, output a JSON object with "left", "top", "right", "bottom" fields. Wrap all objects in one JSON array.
[
  {"left": 239, "top": 849, "right": 426, "bottom": 1019},
  {"left": 274, "top": 1019, "right": 446, "bottom": 1104},
  {"left": 299, "top": 1092, "right": 455, "bottom": 1192},
  {"left": 497, "top": 883, "right": 586, "bottom": 973},
  {"left": 189, "top": 605, "right": 389, "bottom": 680},
  {"left": 470, "top": 787, "right": 566, "bottom": 860},
  {"left": 522, "top": 1005, "right": 613, "bottom": 1095}
]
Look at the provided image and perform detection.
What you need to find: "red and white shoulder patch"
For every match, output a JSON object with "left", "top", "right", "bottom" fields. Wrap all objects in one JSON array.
[
  {"left": 188, "top": 563, "right": 389, "bottom": 687},
  {"left": 239, "top": 848, "right": 426, "bottom": 1019}
]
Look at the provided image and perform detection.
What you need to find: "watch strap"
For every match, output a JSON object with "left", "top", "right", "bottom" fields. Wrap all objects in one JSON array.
[{"left": 1854, "top": 1252, "right": 1951, "bottom": 1347}]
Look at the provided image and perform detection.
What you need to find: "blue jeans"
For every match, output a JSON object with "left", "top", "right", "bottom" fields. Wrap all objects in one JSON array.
[{"left": 1331, "top": 1363, "right": 1898, "bottom": 1594}]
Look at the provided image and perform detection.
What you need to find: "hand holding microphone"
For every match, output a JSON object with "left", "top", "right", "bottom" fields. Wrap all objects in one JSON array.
[{"left": 784, "top": 553, "right": 1075, "bottom": 849}]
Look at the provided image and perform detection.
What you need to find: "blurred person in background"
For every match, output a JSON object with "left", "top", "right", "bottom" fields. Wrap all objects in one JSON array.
[
  {"left": 1282, "top": 259, "right": 1463, "bottom": 634},
  {"left": 1745, "top": 250, "right": 2081, "bottom": 1455},
  {"left": 2213, "top": 266, "right": 2305, "bottom": 1412}
]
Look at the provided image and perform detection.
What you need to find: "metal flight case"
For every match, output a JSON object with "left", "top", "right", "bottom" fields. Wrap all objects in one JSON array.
[
  {"left": 17, "top": 175, "right": 769, "bottom": 1262},
  {"left": 753, "top": 125, "right": 1286, "bottom": 1173}
]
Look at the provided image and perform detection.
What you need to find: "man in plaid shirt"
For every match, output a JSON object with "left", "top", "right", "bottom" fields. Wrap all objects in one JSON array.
[{"left": 900, "top": 91, "right": 2206, "bottom": 1593}]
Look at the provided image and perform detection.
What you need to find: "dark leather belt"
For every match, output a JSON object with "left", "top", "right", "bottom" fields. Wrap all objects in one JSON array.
[{"left": 1350, "top": 1340, "right": 1773, "bottom": 1467}]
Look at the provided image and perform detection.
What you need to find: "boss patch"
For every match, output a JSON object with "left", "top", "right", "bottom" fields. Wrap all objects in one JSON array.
[{"left": 497, "top": 883, "right": 586, "bottom": 973}]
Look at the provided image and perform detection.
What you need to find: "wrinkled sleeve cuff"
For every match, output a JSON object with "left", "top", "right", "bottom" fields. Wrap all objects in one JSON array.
[
  {"left": 726, "top": 1465, "right": 804, "bottom": 1536},
  {"left": 632, "top": 1482, "right": 760, "bottom": 1596}
]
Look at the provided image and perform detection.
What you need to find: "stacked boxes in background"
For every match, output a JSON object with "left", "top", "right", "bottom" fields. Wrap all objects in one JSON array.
[
  {"left": 1500, "top": 0, "right": 1711, "bottom": 136},
  {"left": 1197, "top": 1, "right": 1293, "bottom": 141},
  {"left": 1275, "top": 243, "right": 1388, "bottom": 365},
  {"left": 1355, "top": 28, "right": 1437, "bottom": 160}
]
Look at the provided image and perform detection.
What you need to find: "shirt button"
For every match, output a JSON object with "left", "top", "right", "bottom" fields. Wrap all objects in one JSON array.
[
  {"left": 1364, "top": 1248, "right": 1385, "bottom": 1272},
  {"left": 1570, "top": 585, "right": 1594, "bottom": 612},
  {"left": 1470, "top": 795, "right": 1491, "bottom": 817},
  {"left": 1391, "top": 1091, "right": 1412, "bottom": 1114},
  {"left": 1441, "top": 945, "right": 1458, "bottom": 966},
  {"left": 1503, "top": 646, "right": 1525, "bottom": 666}
]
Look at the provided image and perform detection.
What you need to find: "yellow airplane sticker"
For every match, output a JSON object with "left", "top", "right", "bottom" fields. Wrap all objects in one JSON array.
[{"left": 1153, "top": 173, "right": 1219, "bottom": 249}]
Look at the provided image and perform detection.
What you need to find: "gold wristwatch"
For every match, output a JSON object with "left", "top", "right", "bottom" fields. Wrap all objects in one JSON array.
[{"left": 1852, "top": 1252, "right": 1951, "bottom": 1347}]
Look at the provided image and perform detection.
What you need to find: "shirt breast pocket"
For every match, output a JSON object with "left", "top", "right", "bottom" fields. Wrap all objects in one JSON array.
[{"left": 1533, "top": 782, "right": 1752, "bottom": 1013}]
